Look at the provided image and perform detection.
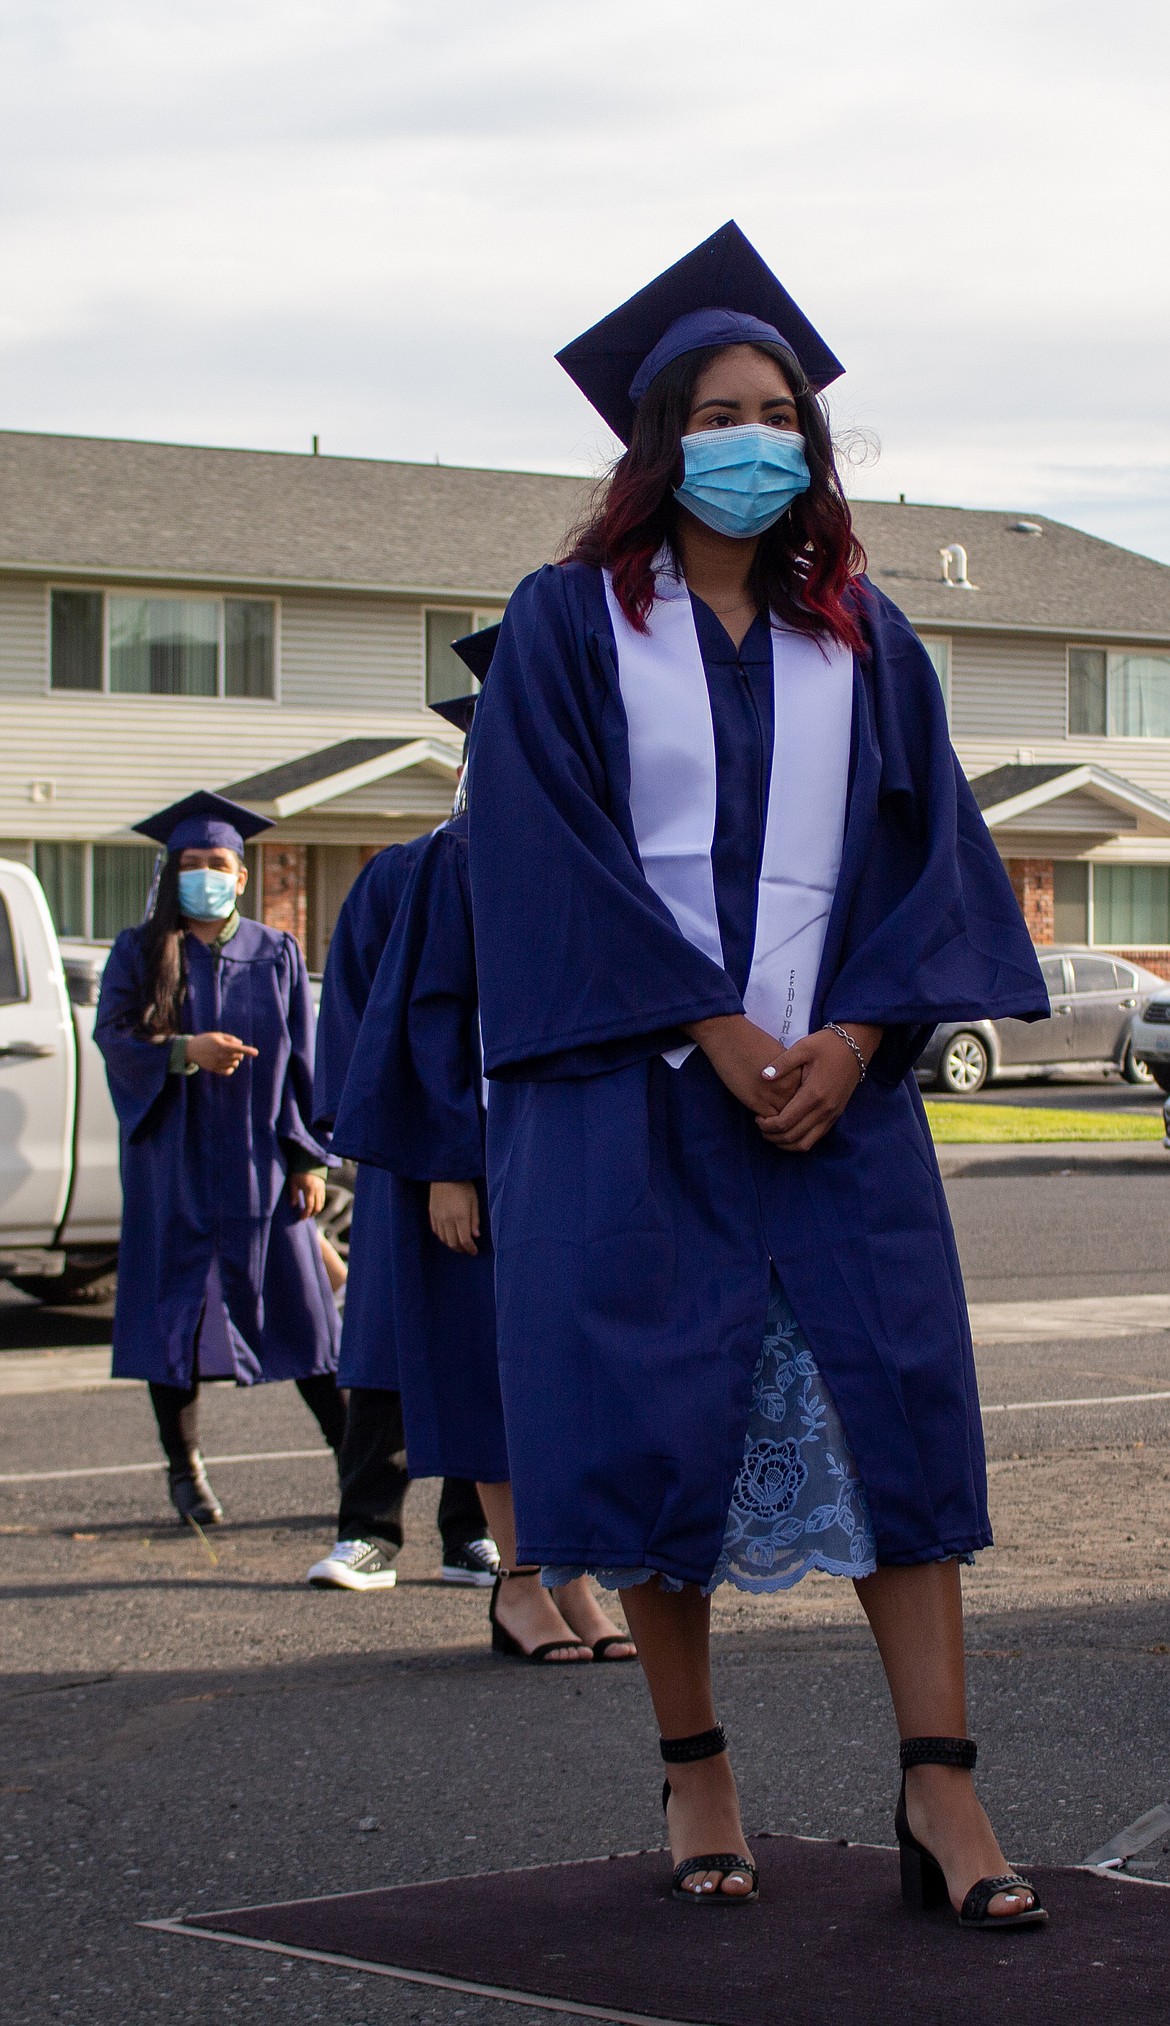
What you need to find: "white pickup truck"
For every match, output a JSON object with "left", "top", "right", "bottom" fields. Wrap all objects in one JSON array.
[
  {"left": 0, "top": 857, "right": 353, "bottom": 1303},
  {"left": 0, "top": 857, "right": 122, "bottom": 1301}
]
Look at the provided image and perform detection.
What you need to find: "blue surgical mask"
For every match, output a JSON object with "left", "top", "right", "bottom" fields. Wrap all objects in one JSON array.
[
  {"left": 674, "top": 425, "right": 810, "bottom": 539},
  {"left": 178, "top": 869, "right": 239, "bottom": 920}
]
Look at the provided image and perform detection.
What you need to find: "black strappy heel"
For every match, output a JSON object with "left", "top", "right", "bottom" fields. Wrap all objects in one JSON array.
[
  {"left": 660, "top": 1724, "right": 759, "bottom": 1904},
  {"left": 488, "top": 1566, "right": 589, "bottom": 1664},
  {"left": 895, "top": 1737, "right": 1046, "bottom": 1929}
]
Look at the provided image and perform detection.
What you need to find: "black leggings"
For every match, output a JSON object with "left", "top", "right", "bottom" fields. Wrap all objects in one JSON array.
[{"left": 149, "top": 1372, "right": 347, "bottom": 1468}]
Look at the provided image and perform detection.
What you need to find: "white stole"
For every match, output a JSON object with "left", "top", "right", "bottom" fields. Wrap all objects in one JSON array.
[{"left": 604, "top": 564, "right": 853, "bottom": 1064}]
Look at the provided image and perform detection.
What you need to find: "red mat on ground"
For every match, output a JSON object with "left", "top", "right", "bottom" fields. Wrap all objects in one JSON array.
[{"left": 154, "top": 1834, "right": 1169, "bottom": 2026}]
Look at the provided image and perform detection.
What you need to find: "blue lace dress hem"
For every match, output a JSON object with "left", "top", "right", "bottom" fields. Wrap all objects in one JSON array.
[{"left": 543, "top": 1272, "right": 881, "bottom": 1598}]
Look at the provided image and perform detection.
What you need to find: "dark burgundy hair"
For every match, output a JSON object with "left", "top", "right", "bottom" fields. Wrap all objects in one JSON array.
[{"left": 564, "top": 342, "right": 866, "bottom": 649}]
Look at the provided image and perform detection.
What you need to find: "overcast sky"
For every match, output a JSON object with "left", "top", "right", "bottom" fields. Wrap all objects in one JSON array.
[{"left": 2, "top": 0, "right": 1168, "bottom": 558}]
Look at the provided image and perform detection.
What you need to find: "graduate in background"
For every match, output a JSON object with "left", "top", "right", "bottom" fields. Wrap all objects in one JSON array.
[
  {"left": 469, "top": 225, "right": 1049, "bottom": 1921},
  {"left": 332, "top": 632, "right": 635, "bottom": 1663},
  {"left": 95, "top": 792, "right": 343, "bottom": 1527},
  {"left": 307, "top": 827, "right": 494, "bottom": 1592}
]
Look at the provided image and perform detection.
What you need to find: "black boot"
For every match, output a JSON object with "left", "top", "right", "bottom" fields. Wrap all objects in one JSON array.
[{"left": 167, "top": 1451, "right": 224, "bottom": 1527}]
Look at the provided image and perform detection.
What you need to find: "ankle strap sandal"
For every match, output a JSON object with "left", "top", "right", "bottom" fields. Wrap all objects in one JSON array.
[
  {"left": 659, "top": 1726, "right": 758, "bottom": 1905},
  {"left": 895, "top": 1735, "right": 1046, "bottom": 1929},
  {"left": 488, "top": 1568, "right": 588, "bottom": 1665}
]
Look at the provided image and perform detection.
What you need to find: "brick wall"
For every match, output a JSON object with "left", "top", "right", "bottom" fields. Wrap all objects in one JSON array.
[
  {"left": 1005, "top": 858, "right": 1054, "bottom": 944},
  {"left": 260, "top": 844, "right": 308, "bottom": 950}
]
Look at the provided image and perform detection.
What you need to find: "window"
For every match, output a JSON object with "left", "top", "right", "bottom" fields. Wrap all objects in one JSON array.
[
  {"left": 919, "top": 636, "right": 950, "bottom": 718},
  {"left": 50, "top": 591, "right": 103, "bottom": 690},
  {"left": 34, "top": 842, "right": 86, "bottom": 937},
  {"left": 92, "top": 846, "right": 157, "bottom": 940},
  {"left": 1068, "top": 647, "right": 1170, "bottom": 739},
  {"left": 1052, "top": 861, "right": 1088, "bottom": 943},
  {"left": 50, "top": 590, "right": 276, "bottom": 699},
  {"left": 1068, "top": 648, "right": 1106, "bottom": 735},
  {"left": 0, "top": 898, "right": 23, "bottom": 1004},
  {"left": 1039, "top": 955, "right": 1067, "bottom": 995},
  {"left": 110, "top": 597, "right": 218, "bottom": 696},
  {"left": 225, "top": 600, "right": 275, "bottom": 698},
  {"left": 1093, "top": 864, "right": 1170, "bottom": 945},
  {"left": 1108, "top": 654, "right": 1170, "bottom": 739},
  {"left": 1070, "top": 955, "right": 1118, "bottom": 992},
  {"left": 424, "top": 607, "right": 505, "bottom": 708}
]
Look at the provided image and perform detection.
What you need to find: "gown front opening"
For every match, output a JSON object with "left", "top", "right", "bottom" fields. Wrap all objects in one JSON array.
[{"left": 468, "top": 556, "right": 1048, "bottom": 1591}]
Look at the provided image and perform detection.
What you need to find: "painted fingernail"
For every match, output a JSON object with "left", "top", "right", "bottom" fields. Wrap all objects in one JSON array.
[{"left": 761, "top": 1065, "right": 777, "bottom": 1080}]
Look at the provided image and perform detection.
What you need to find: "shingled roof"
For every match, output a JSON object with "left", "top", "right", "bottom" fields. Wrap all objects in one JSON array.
[{"left": 2, "top": 429, "right": 1169, "bottom": 638}]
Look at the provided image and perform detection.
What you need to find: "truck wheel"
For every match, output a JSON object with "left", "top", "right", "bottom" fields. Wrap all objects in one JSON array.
[{"left": 937, "top": 1032, "right": 989, "bottom": 1095}]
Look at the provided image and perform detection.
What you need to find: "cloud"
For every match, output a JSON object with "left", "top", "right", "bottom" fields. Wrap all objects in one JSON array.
[{"left": 1, "top": 0, "right": 1168, "bottom": 556}]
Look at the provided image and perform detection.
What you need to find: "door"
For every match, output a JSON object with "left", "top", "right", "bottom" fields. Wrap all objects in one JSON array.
[
  {"left": 0, "top": 865, "right": 76, "bottom": 1242},
  {"left": 1070, "top": 954, "right": 1135, "bottom": 1062},
  {"left": 994, "top": 954, "right": 1073, "bottom": 1067}
]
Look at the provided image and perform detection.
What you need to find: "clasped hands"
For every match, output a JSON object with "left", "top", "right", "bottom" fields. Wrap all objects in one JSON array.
[{"left": 685, "top": 1014, "right": 881, "bottom": 1153}]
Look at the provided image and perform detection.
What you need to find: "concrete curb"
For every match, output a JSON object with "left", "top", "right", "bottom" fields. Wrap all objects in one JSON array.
[{"left": 937, "top": 1139, "right": 1168, "bottom": 1178}]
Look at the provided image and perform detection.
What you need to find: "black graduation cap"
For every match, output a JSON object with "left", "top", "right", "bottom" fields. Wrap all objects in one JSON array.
[
  {"left": 132, "top": 789, "right": 273, "bottom": 857},
  {"left": 556, "top": 220, "right": 844, "bottom": 445},
  {"left": 428, "top": 623, "right": 501, "bottom": 734}
]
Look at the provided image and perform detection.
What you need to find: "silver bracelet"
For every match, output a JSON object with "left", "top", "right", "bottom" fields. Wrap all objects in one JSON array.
[{"left": 824, "top": 1021, "right": 868, "bottom": 1083}]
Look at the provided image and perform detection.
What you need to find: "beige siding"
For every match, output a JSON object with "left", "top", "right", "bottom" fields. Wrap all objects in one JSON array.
[
  {"left": 0, "top": 578, "right": 48, "bottom": 696},
  {"left": 280, "top": 594, "right": 427, "bottom": 712},
  {"left": 0, "top": 694, "right": 446, "bottom": 839},
  {"left": 948, "top": 632, "right": 1068, "bottom": 742}
]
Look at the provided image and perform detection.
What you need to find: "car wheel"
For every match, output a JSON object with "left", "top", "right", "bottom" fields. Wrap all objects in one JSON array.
[
  {"left": 1152, "top": 1065, "right": 1170, "bottom": 1095},
  {"left": 937, "top": 1032, "right": 989, "bottom": 1095},
  {"left": 1123, "top": 1042, "right": 1156, "bottom": 1085}
]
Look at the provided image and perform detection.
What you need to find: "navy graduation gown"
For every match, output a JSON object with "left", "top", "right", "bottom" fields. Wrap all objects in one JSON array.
[
  {"left": 331, "top": 813, "right": 508, "bottom": 1483},
  {"left": 312, "top": 838, "right": 432, "bottom": 1393},
  {"left": 96, "top": 918, "right": 338, "bottom": 1386},
  {"left": 468, "top": 562, "right": 1049, "bottom": 1580}
]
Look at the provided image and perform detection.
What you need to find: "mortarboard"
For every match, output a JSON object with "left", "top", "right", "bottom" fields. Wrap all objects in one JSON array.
[
  {"left": 556, "top": 220, "right": 844, "bottom": 445},
  {"left": 428, "top": 623, "right": 501, "bottom": 734},
  {"left": 132, "top": 789, "right": 273, "bottom": 857}
]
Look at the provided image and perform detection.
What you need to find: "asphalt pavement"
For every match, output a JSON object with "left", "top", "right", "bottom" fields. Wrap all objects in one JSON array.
[{"left": 3, "top": 1156, "right": 1170, "bottom": 2026}]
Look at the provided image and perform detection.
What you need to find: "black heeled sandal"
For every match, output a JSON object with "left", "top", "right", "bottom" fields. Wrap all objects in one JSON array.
[
  {"left": 660, "top": 1724, "right": 759, "bottom": 1904},
  {"left": 488, "top": 1567, "right": 589, "bottom": 1664},
  {"left": 895, "top": 1737, "right": 1046, "bottom": 1929}
]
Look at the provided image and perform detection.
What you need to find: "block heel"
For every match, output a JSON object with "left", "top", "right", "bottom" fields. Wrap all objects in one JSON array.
[{"left": 895, "top": 1736, "right": 1047, "bottom": 1930}]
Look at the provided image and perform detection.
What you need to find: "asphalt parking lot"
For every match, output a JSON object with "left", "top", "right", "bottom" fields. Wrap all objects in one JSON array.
[{"left": 3, "top": 1149, "right": 1169, "bottom": 2025}]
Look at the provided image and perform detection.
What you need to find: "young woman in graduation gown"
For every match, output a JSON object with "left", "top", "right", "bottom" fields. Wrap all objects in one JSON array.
[
  {"left": 306, "top": 833, "right": 494, "bottom": 1592},
  {"left": 332, "top": 662, "right": 636, "bottom": 1664},
  {"left": 467, "top": 225, "right": 1050, "bottom": 1924},
  {"left": 95, "top": 792, "right": 344, "bottom": 1526}
]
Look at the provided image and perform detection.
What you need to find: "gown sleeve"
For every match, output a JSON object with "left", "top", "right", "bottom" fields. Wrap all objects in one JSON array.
[
  {"left": 330, "top": 826, "right": 485, "bottom": 1182},
  {"left": 823, "top": 585, "right": 1051, "bottom": 1084},
  {"left": 469, "top": 565, "right": 744, "bottom": 1080},
  {"left": 275, "top": 934, "right": 333, "bottom": 1170},
  {"left": 94, "top": 930, "right": 178, "bottom": 1142}
]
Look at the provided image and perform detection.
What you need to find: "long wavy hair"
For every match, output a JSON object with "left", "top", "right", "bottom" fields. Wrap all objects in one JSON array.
[
  {"left": 138, "top": 853, "right": 191, "bottom": 1037},
  {"left": 564, "top": 342, "right": 866, "bottom": 648}
]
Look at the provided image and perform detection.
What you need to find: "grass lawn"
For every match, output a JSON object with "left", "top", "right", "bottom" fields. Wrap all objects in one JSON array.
[{"left": 924, "top": 1101, "right": 1166, "bottom": 1143}]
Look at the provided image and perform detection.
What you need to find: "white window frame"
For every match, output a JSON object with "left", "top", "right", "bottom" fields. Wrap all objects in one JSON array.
[{"left": 45, "top": 585, "right": 281, "bottom": 703}]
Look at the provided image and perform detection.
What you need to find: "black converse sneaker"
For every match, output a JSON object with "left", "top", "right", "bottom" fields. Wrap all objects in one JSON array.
[
  {"left": 306, "top": 1539, "right": 399, "bottom": 1590},
  {"left": 441, "top": 1537, "right": 501, "bottom": 1586}
]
